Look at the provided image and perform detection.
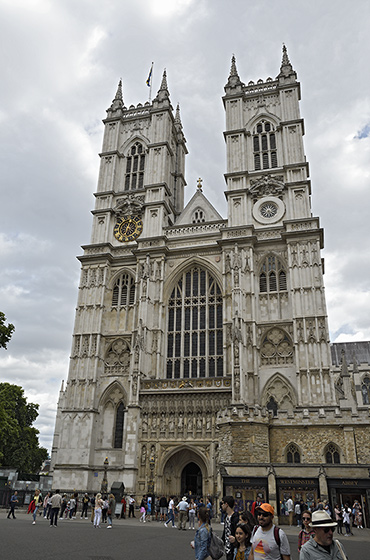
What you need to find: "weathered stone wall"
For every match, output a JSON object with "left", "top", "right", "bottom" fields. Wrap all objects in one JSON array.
[
  {"left": 219, "top": 422, "right": 270, "bottom": 463},
  {"left": 354, "top": 427, "right": 370, "bottom": 463}
]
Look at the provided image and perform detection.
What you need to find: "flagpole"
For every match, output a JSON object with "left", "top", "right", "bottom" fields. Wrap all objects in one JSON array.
[{"left": 148, "top": 62, "right": 154, "bottom": 103}]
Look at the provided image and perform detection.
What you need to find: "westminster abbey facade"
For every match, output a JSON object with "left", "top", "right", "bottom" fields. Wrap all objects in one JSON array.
[{"left": 51, "top": 47, "right": 370, "bottom": 523}]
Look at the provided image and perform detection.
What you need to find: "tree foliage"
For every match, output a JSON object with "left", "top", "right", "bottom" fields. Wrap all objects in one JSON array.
[
  {"left": 0, "top": 383, "right": 48, "bottom": 472},
  {"left": 0, "top": 312, "right": 15, "bottom": 349}
]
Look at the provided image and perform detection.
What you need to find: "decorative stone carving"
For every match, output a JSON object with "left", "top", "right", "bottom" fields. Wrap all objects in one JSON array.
[
  {"left": 114, "top": 194, "right": 144, "bottom": 218},
  {"left": 249, "top": 174, "right": 285, "bottom": 201}
]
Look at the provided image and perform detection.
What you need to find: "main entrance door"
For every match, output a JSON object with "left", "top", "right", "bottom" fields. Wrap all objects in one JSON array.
[{"left": 181, "top": 462, "right": 202, "bottom": 497}]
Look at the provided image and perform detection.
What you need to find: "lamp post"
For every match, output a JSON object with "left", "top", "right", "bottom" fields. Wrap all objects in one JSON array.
[{"left": 101, "top": 456, "right": 109, "bottom": 494}]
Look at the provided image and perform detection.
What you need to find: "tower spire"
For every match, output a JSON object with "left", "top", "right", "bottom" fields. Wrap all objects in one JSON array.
[
  {"left": 175, "top": 103, "right": 182, "bottom": 126},
  {"left": 154, "top": 69, "right": 171, "bottom": 105},
  {"left": 224, "top": 54, "right": 243, "bottom": 92},
  {"left": 277, "top": 44, "right": 297, "bottom": 83},
  {"left": 108, "top": 79, "right": 125, "bottom": 114}
]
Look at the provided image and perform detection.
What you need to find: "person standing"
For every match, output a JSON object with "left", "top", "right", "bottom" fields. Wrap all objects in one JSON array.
[
  {"left": 221, "top": 496, "right": 240, "bottom": 560},
  {"left": 159, "top": 494, "right": 168, "bottom": 522},
  {"left": 334, "top": 504, "right": 343, "bottom": 535},
  {"left": 298, "top": 511, "right": 315, "bottom": 554},
  {"left": 94, "top": 493, "right": 104, "bottom": 528},
  {"left": 300, "top": 510, "right": 348, "bottom": 560},
  {"left": 59, "top": 494, "right": 68, "bottom": 519},
  {"left": 107, "top": 493, "right": 116, "bottom": 529},
  {"left": 177, "top": 496, "right": 189, "bottom": 530},
  {"left": 342, "top": 504, "right": 352, "bottom": 536},
  {"left": 50, "top": 490, "right": 62, "bottom": 527},
  {"left": 128, "top": 495, "right": 136, "bottom": 518},
  {"left": 295, "top": 501, "right": 302, "bottom": 527},
  {"left": 188, "top": 498, "right": 197, "bottom": 530},
  {"left": 7, "top": 491, "right": 18, "bottom": 519},
  {"left": 249, "top": 503, "right": 291, "bottom": 560},
  {"left": 286, "top": 496, "right": 294, "bottom": 526},
  {"left": 140, "top": 495, "right": 147, "bottom": 523},
  {"left": 81, "top": 493, "right": 90, "bottom": 519}
]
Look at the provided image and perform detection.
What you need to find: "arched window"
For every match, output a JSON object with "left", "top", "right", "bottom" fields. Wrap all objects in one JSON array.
[
  {"left": 259, "top": 255, "right": 287, "bottom": 293},
  {"left": 125, "top": 142, "right": 145, "bottom": 191},
  {"left": 192, "top": 209, "right": 206, "bottom": 224},
  {"left": 286, "top": 443, "right": 301, "bottom": 463},
  {"left": 253, "top": 120, "right": 278, "bottom": 171},
  {"left": 112, "top": 273, "right": 135, "bottom": 308},
  {"left": 325, "top": 443, "right": 340, "bottom": 464},
  {"left": 166, "top": 267, "right": 223, "bottom": 379},
  {"left": 113, "top": 402, "right": 125, "bottom": 448},
  {"left": 266, "top": 396, "right": 278, "bottom": 417},
  {"left": 361, "top": 376, "right": 370, "bottom": 404}
]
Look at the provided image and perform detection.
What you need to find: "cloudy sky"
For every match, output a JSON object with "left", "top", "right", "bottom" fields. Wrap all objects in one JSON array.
[{"left": 1, "top": 0, "right": 369, "bottom": 452}]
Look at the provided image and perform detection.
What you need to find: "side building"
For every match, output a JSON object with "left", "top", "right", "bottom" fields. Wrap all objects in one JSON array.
[{"left": 50, "top": 47, "right": 370, "bottom": 524}]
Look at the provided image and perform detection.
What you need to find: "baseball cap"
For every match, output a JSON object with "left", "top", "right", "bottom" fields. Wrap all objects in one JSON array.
[{"left": 256, "top": 503, "right": 274, "bottom": 516}]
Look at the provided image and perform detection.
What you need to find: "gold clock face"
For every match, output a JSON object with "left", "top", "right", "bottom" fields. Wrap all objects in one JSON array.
[{"left": 114, "top": 215, "right": 143, "bottom": 242}]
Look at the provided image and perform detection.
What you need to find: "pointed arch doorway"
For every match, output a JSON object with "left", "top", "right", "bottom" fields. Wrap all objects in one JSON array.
[{"left": 181, "top": 462, "right": 202, "bottom": 497}]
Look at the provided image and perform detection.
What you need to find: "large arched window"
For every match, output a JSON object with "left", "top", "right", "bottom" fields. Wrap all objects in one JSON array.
[
  {"left": 113, "top": 402, "right": 125, "bottom": 448},
  {"left": 124, "top": 142, "right": 145, "bottom": 191},
  {"left": 112, "top": 273, "right": 135, "bottom": 308},
  {"left": 253, "top": 120, "right": 278, "bottom": 171},
  {"left": 325, "top": 443, "right": 340, "bottom": 464},
  {"left": 286, "top": 443, "right": 301, "bottom": 463},
  {"left": 166, "top": 267, "right": 223, "bottom": 379},
  {"left": 259, "top": 255, "right": 287, "bottom": 293}
]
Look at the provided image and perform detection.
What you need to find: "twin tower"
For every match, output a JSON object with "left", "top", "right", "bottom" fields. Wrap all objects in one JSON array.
[{"left": 51, "top": 47, "right": 369, "bottom": 518}]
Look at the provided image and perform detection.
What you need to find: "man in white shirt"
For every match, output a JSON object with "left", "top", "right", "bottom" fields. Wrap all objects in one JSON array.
[
  {"left": 249, "top": 503, "right": 291, "bottom": 560},
  {"left": 177, "top": 496, "right": 189, "bottom": 530},
  {"left": 286, "top": 496, "right": 294, "bottom": 526},
  {"left": 164, "top": 496, "right": 176, "bottom": 528}
]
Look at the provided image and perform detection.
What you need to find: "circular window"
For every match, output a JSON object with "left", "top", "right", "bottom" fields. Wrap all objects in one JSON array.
[
  {"left": 253, "top": 196, "right": 285, "bottom": 224},
  {"left": 260, "top": 202, "right": 278, "bottom": 219}
]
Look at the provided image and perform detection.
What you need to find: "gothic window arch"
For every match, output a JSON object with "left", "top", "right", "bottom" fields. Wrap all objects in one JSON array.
[
  {"left": 260, "top": 328, "right": 293, "bottom": 365},
  {"left": 114, "top": 402, "right": 125, "bottom": 448},
  {"left": 286, "top": 443, "right": 301, "bottom": 464},
  {"left": 192, "top": 208, "right": 206, "bottom": 224},
  {"left": 259, "top": 255, "right": 287, "bottom": 293},
  {"left": 361, "top": 376, "right": 370, "bottom": 404},
  {"left": 324, "top": 443, "right": 340, "bottom": 464},
  {"left": 253, "top": 120, "right": 278, "bottom": 171},
  {"left": 124, "top": 142, "right": 145, "bottom": 191},
  {"left": 112, "top": 273, "right": 136, "bottom": 308},
  {"left": 166, "top": 266, "right": 223, "bottom": 379}
]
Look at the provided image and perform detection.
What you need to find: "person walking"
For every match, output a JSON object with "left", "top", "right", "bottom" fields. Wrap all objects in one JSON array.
[
  {"left": 298, "top": 511, "right": 315, "bottom": 555},
  {"left": 221, "top": 496, "right": 240, "bottom": 560},
  {"left": 50, "top": 490, "right": 62, "bottom": 527},
  {"left": 164, "top": 496, "right": 176, "bottom": 528},
  {"left": 140, "top": 495, "right": 147, "bottom": 523},
  {"left": 287, "top": 496, "right": 294, "bottom": 527},
  {"left": 7, "top": 491, "right": 18, "bottom": 519},
  {"left": 191, "top": 506, "right": 210, "bottom": 560},
  {"left": 107, "top": 493, "right": 115, "bottom": 529},
  {"left": 29, "top": 489, "right": 42, "bottom": 525},
  {"left": 300, "top": 510, "right": 348, "bottom": 560},
  {"left": 233, "top": 523, "right": 252, "bottom": 560},
  {"left": 249, "top": 503, "right": 291, "bottom": 560}
]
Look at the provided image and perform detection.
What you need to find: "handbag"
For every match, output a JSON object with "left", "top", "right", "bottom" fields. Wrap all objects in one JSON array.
[{"left": 334, "top": 539, "right": 348, "bottom": 560}]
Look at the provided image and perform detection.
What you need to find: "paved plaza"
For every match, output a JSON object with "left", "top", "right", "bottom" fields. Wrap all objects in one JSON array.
[{"left": 1, "top": 512, "right": 370, "bottom": 560}]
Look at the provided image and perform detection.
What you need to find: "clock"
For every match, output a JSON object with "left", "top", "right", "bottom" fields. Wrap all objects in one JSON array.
[{"left": 114, "top": 215, "right": 143, "bottom": 242}]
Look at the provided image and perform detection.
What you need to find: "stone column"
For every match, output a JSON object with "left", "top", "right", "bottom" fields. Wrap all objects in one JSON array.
[{"left": 267, "top": 465, "right": 278, "bottom": 522}]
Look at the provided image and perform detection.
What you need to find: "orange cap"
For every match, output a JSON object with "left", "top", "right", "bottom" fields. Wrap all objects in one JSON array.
[{"left": 256, "top": 503, "right": 274, "bottom": 516}]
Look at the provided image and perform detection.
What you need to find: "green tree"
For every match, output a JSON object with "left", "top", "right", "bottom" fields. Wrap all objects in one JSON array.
[
  {"left": 0, "top": 312, "right": 15, "bottom": 349},
  {"left": 0, "top": 383, "right": 48, "bottom": 472}
]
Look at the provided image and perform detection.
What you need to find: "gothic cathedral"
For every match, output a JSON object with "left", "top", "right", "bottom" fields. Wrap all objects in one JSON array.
[{"left": 51, "top": 47, "right": 370, "bottom": 521}]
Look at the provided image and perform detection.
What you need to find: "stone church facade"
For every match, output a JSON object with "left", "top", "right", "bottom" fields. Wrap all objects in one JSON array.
[{"left": 51, "top": 47, "right": 370, "bottom": 522}]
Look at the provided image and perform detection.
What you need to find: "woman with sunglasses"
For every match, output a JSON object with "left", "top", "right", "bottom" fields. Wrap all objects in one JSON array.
[{"left": 298, "top": 511, "right": 315, "bottom": 555}]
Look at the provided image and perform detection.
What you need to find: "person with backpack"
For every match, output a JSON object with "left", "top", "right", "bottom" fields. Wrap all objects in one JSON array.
[
  {"left": 191, "top": 506, "right": 210, "bottom": 560},
  {"left": 249, "top": 503, "right": 291, "bottom": 560}
]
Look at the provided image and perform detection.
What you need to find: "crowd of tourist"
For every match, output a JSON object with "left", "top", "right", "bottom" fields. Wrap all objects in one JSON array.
[{"left": 7, "top": 488, "right": 363, "bottom": 558}]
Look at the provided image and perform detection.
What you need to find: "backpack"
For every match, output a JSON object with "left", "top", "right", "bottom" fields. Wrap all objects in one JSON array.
[{"left": 207, "top": 527, "right": 225, "bottom": 560}]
